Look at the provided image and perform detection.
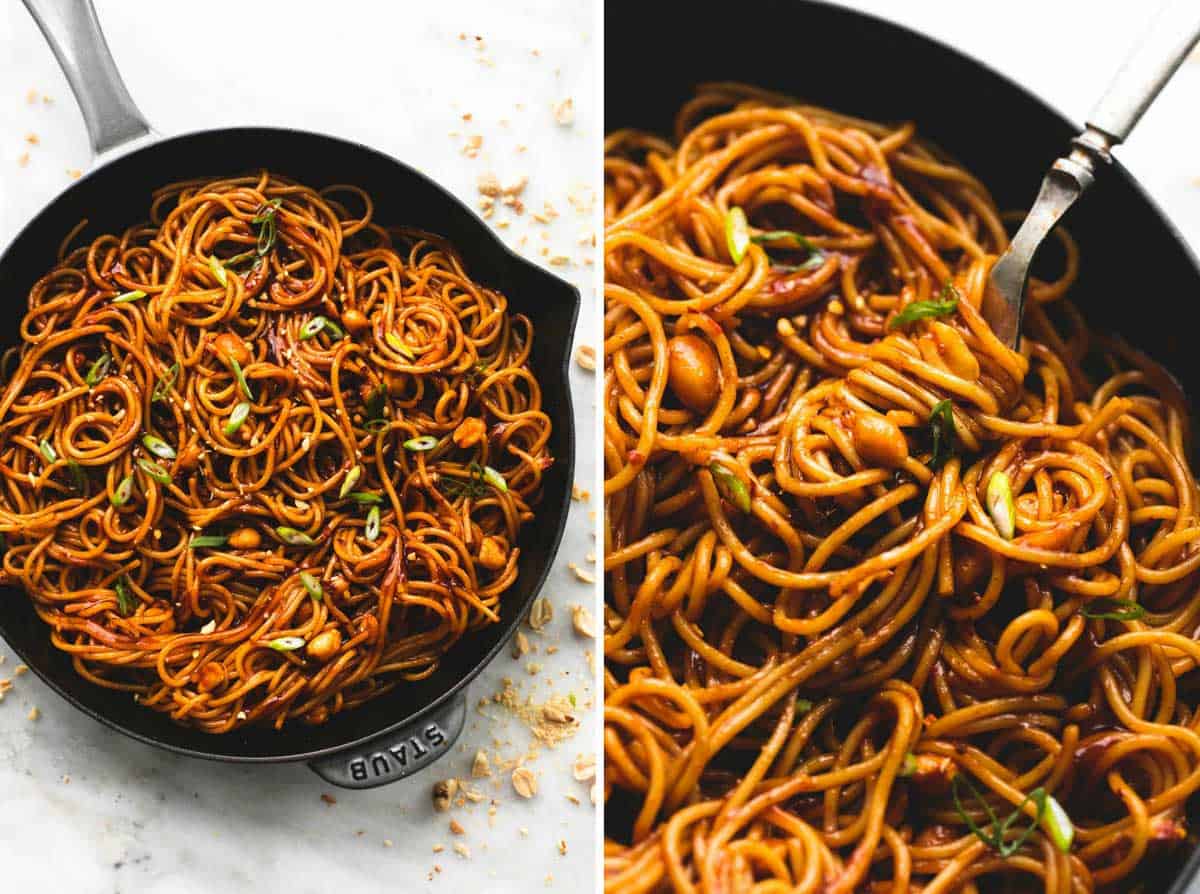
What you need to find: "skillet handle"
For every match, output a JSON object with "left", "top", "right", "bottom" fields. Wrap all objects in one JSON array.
[
  {"left": 307, "top": 693, "right": 467, "bottom": 789},
  {"left": 21, "top": 0, "right": 153, "bottom": 157}
]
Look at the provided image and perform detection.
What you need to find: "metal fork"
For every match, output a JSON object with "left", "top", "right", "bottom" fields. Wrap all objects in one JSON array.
[{"left": 983, "top": 0, "right": 1200, "bottom": 348}]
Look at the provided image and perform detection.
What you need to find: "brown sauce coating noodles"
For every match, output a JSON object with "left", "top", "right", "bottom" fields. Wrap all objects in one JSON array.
[
  {"left": 603, "top": 83, "right": 1200, "bottom": 892},
  {"left": 0, "top": 171, "right": 552, "bottom": 733}
]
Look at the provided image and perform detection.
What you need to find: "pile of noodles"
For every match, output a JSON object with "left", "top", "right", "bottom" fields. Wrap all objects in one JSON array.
[
  {"left": 603, "top": 83, "right": 1200, "bottom": 892},
  {"left": 0, "top": 172, "right": 551, "bottom": 732}
]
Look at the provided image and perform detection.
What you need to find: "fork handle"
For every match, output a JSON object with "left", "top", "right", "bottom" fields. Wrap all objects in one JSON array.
[{"left": 1087, "top": 0, "right": 1200, "bottom": 144}]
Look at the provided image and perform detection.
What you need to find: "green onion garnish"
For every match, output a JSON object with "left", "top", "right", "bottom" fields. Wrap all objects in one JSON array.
[
  {"left": 67, "top": 460, "right": 87, "bottom": 492},
  {"left": 229, "top": 355, "right": 253, "bottom": 401},
  {"left": 299, "top": 316, "right": 328, "bottom": 341},
  {"left": 223, "top": 249, "right": 257, "bottom": 269},
  {"left": 208, "top": 254, "right": 228, "bottom": 286},
  {"left": 85, "top": 352, "right": 112, "bottom": 386},
  {"left": 900, "top": 753, "right": 919, "bottom": 777},
  {"left": 347, "top": 492, "right": 383, "bottom": 504},
  {"left": 482, "top": 466, "right": 508, "bottom": 493},
  {"left": 136, "top": 458, "right": 171, "bottom": 485},
  {"left": 252, "top": 199, "right": 282, "bottom": 256},
  {"left": 223, "top": 401, "right": 251, "bottom": 436},
  {"left": 1041, "top": 792, "right": 1075, "bottom": 853},
  {"left": 323, "top": 318, "right": 345, "bottom": 339},
  {"left": 267, "top": 635, "right": 305, "bottom": 652},
  {"left": 887, "top": 283, "right": 960, "bottom": 332},
  {"left": 364, "top": 384, "right": 387, "bottom": 422},
  {"left": 38, "top": 439, "right": 57, "bottom": 464},
  {"left": 709, "top": 462, "right": 751, "bottom": 513},
  {"left": 403, "top": 436, "right": 439, "bottom": 452},
  {"left": 385, "top": 331, "right": 415, "bottom": 360},
  {"left": 751, "top": 230, "right": 819, "bottom": 253},
  {"left": 985, "top": 472, "right": 1016, "bottom": 540},
  {"left": 141, "top": 434, "right": 176, "bottom": 460},
  {"left": 115, "top": 576, "right": 136, "bottom": 617},
  {"left": 190, "top": 534, "right": 228, "bottom": 549},
  {"left": 152, "top": 362, "right": 180, "bottom": 403},
  {"left": 112, "top": 289, "right": 146, "bottom": 304},
  {"left": 276, "top": 526, "right": 315, "bottom": 546},
  {"left": 365, "top": 505, "right": 381, "bottom": 541},
  {"left": 300, "top": 572, "right": 323, "bottom": 601},
  {"left": 928, "top": 399, "right": 956, "bottom": 470},
  {"left": 725, "top": 207, "right": 751, "bottom": 264},
  {"left": 951, "top": 774, "right": 1046, "bottom": 858},
  {"left": 795, "top": 698, "right": 813, "bottom": 714},
  {"left": 1080, "top": 598, "right": 1147, "bottom": 621},
  {"left": 339, "top": 465, "right": 362, "bottom": 499},
  {"left": 110, "top": 474, "right": 134, "bottom": 507}
]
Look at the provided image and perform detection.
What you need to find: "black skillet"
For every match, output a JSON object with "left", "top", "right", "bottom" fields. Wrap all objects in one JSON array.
[
  {"left": 606, "top": 0, "right": 1200, "bottom": 889},
  {"left": 0, "top": 0, "right": 578, "bottom": 789}
]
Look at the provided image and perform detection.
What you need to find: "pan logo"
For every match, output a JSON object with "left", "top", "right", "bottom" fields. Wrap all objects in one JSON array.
[{"left": 348, "top": 723, "right": 448, "bottom": 782}]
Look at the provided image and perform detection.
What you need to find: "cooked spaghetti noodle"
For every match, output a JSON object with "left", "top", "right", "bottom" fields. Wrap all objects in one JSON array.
[
  {"left": 603, "top": 83, "right": 1200, "bottom": 892},
  {"left": 0, "top": 172, "right": 551, "bottom": 732}
]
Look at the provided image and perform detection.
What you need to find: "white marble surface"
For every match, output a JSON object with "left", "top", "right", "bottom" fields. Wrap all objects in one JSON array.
[{"left": 0, "top": 1, "right": 599, "bottom": 892}]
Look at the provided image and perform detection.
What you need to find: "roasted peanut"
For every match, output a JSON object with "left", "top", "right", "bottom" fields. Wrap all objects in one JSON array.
[
  {"left": 851, "top": 412, "right": 909, "bottom": 468},
  {"left": 667, "top": 334, "right": 720, "bottom": 413},
  {"left": 227, "top": 527, "right": 262, "bottom": 550},
  {"left": 453, "top": 417, "right": 487, "bottom": 448},
  {"left": 341, "top": 307, "right": 370, "bottom": 336},
  {"left": 213, "top": 332, "right": 251, "bottom": 367},
  {"left": 478, "top": 535, "right": 507, "bottom": 570},
  {"left": 307, "top": 628, "right": 343, "bottom": 662}
]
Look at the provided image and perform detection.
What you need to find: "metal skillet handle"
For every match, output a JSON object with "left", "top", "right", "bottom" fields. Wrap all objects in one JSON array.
[
  {"left": 985, "top": 0, "right": 1200, "bottom": 347},
  {"left": 308, "top": 693, "right": 467, "bottom": 789},
  {"left": 21, "top": 0, "right": 153, "bottom": 157}
]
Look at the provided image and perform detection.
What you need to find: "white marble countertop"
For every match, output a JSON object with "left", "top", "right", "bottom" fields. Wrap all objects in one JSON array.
[{"left": 0, "top": 1, "right": 599, "bottom": 892}]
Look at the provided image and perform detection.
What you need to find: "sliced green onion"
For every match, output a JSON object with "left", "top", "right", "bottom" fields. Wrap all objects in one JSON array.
[
  {"left": 223, "top": 248, "right": 257, "bottom": 269},
  {"left": 252, "top": 199, "right": 282, "bottom": 256},
  {"left": 67, "top": 460, "right": 86, "bottom": 492},
  {"left": 267, "top": 635, "right": 305, "bottom": 652},
  {"left": 300, "top": 572, "right": 323, "bottom": 601},
  {"left": 795, "top": 698, "right": 813, "bottom": 715},
  {"left": 323, "top": 318, "right": 345, "bottom": 339},
  {"left": 339, "top": 465, "right": 362, "bottom": 499},
  {"left": 364, "top": 384, "right": 387, "bottom": 421},
  {"left": 299, "top": 316, "right": 328, "bottom": 340},
  {"left": 112, "top": 289, "right": 146, "bottom": 304},
  {"left": 38, "top": 439, "right": 57, "bottom": 464},
  {"left": 725, "top": 207, "right": 751, "bottom": 264},
  {"left": 1037, "top": 792, "right": 1074, "bottom": 853},
  {"left": 928, "top": 399, "right": 956, "bottom": 470},
  {"left": 110, "top": 474, "right": 134, "bottom": 507},
  {"left": 403, "top": 436, "right": 439, "bottom": 452},
  {"left": 709, "top": 462, "right": 751, "bottom": 513},
  {"left": 136, "top": 457, "right": 171, "bottom": 485},
  {"left": 115, "top": 576, "right": 136, "bottom": 617},
  {"left": 364, "top": 505, "right": 381, "bottom": 541},
  {"left": 951, "top": 774, "right": 1046, "bottom": 858},
  {"left": 276, "top": 526, "right": 315, "bottom": 546},
  {"left": 900, "top": 753, "right": 919, "bottom": 777},
  {"left": 229, "top": 355, "right": 253, "bottom": 401},
  {"left": 363, "top": 418, "right": 389, "bottom": 435},
  {"left": 152, "top": 362, "right": 180, "bottom": 403},
  {"left": 1080, "top": 598, "right": 1146, "bottom": 621},
  {"left": 751, "top": 230, "right": 819, "bottom": 252},
  {"left": 482, "top": 465, "right": 508, "bottom": 493},
  {"left": 386, "top": 331, "right": 415, "bottom": 360},
  {"left": 208, "top": 254, "right": 228, "bottom": 286},
  {"left": 85, "top": 352, "right": 112, "bottom": 386},
  {"left": 985, "top": 471, "right": 1016, "bottom": 540},
  {"left": 190, "top": 534, "right": 228, "bottom": 549},
  {"left": 141, "top": 434, "right": 176, "bottom": 460},
  {"left": 223, "top": 401, "right": 251, "bottom": 436},
  {"left": 887, "top": 285, "right": 959, "bottom": 332},
  {"left": 347, "top": 492, "right": 383, "bottom": 504}
]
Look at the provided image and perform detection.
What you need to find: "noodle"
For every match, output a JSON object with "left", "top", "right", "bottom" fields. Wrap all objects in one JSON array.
[
  {"left": 603, "top": 83, "right": 1199, "bottom": 892},
  {"left": 0, "top": 171, "right": 552, "bottom": 733}
]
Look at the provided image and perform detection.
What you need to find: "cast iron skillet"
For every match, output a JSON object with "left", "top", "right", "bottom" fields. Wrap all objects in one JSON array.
[
  {"left": 606, "top": 0, "right": 1200, "bottom": 889},
  {"left": 0, "top": 0, "right": 578, "bottom": 789}
]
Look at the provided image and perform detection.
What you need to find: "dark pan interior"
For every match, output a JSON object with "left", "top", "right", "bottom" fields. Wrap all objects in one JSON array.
[
  {"left": 0, "top": 128, "right": 578, "bottom": 761},
  {"left": 606, "top": 0, "right": 1200, "bottom": 889}
]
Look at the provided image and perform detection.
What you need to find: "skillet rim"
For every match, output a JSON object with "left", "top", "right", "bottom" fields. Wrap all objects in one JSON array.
[{"left": 0, "top": 123, "right": 580, "bottom": 763}]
